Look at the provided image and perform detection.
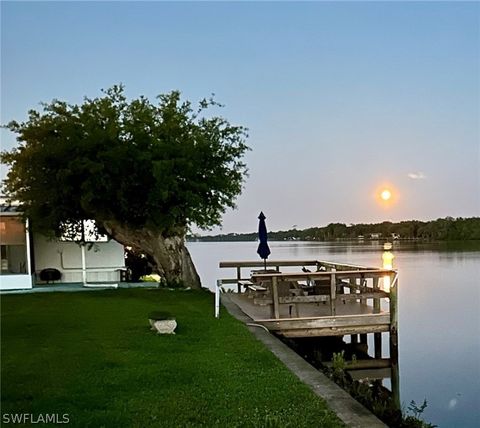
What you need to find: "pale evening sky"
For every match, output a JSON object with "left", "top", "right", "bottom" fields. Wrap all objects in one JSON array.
[{"left": 1, "top": 1, "right": 479, "bottom": 234}]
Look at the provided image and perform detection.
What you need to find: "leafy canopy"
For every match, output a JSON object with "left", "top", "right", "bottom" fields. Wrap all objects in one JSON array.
[{"left": 1, "top": 86, "right": 249, "bottom": 236}]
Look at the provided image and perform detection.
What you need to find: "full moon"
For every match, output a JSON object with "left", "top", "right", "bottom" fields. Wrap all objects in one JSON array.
[{"left": 381, "top": 189, "right": 392, "bottom": 201}]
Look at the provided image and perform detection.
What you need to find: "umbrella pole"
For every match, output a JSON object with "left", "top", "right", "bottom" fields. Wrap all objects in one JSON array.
[{"left": 264, "top": 258, "right": 266, "bottom": 271}]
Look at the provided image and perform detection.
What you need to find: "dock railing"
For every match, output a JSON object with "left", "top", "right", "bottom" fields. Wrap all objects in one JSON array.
[{"left": 216, "top": 260, "right": 397, "bottom": 331}]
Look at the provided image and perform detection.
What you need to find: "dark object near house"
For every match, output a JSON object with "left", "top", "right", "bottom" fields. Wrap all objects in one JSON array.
[
  {"left": 39, "top": 268, "right": 61, "bottom": 283},
  {"left": 125, "top": 249, "right": 153, "bottom": 282}
]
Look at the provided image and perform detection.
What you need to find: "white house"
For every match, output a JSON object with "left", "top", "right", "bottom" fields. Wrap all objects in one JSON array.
[{"left": 0, "top": 203, "right": 125, "bottom": 290}]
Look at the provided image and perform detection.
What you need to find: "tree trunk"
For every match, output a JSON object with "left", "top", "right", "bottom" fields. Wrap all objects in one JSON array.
[{"left": 102, "top": 221, "right": 201, "bottom": 289}]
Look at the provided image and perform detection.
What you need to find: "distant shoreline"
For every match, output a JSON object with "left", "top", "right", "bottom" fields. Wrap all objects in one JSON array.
[{"left": 188, "top": 216, "right": 480, "bottom": 242}]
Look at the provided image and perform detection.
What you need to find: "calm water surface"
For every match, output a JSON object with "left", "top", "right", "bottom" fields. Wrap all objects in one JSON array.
[{"left": 187, "top": 240, "right": 480, "bottom": 428}]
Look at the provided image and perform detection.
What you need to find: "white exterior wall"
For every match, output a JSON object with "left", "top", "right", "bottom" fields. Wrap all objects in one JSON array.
[
  {"left": 33, "top": 235, "right": 125, "bottom": 283},
  {"left": 0, "top": 274, "right": 33, "bottom": 290}
]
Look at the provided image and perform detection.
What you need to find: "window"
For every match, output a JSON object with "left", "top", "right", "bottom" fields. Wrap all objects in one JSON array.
[{"left": 0, "top": 216, "right": 28, "bottom": 274}]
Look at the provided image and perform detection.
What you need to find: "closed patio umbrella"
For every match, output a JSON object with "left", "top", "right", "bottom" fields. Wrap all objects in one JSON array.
[{"left": 257, "top": 212, "right": 271, "bottom": 271}]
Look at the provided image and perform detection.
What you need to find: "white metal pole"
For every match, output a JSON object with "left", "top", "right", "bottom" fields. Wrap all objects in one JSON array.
[
  {"left": 215, "top": 280, "right": 221, "bottom": 318},
  {"left": 25, "top": 218, "right": 32, "bottom": 285},
  {"left": 81, "top": 244, "right": 87, "bottom": 286}
]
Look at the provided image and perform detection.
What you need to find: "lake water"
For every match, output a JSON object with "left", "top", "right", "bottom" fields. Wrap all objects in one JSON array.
[{"left": 187, "top": 240, "right": 480, "bottom": 428}]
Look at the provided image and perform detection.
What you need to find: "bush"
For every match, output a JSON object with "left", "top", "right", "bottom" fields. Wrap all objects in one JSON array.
[{"left": 125, "top": 249, "right": 153, "bottom": 281}]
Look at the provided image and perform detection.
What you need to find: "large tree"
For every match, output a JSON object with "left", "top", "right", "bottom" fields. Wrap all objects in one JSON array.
[{"left": 1, "top": 86, "right": 249, "bottom": 288}]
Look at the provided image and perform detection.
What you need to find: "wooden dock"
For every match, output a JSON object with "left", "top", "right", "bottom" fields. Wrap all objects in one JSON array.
[
  {"left": 216, "top": 259, "right": 400, "bottom": 408},
  {"left": 217, "top": 260, "right": 397, "bottom": 340}
]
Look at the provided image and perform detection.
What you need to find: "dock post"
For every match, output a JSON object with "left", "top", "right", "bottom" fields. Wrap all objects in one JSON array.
[
  {"left": 389, "top": 272, "right": 400, "bottom": 410},
  {"left": 330, "top": 268, "right": 336, "bottom": 316},
  {"left": 272, "top": 276, "right": 280, "bottom": 319},
  {"left": 374, "top": 333, "right": 382, "bottom": 359},
  {"left": 360, "top": 334, "right": 368, "bottom": 346},
  {"left": 236, "top": 267, "right": 241, "bottom": 293},
  {"left": 373, "top": 276, "right": 382, "bottom": 358},
  {"left": 373, "top": 277, "right": 380, "bottom": 313},
  {"left": 215, "top": 280, "right": 221, "bottom": 318}
]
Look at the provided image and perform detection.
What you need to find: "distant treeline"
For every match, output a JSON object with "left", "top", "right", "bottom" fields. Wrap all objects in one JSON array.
[{"left": 190, "top": 217, "right": 480, "bottom": 242}]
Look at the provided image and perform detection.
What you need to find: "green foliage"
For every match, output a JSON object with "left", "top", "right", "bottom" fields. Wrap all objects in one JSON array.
[
  {"left": 407, "top": 399, "right": 428, "bottom": 419},
  {"left": 194, "top": 217, "right": 480, "bottom": 242},
  {"left": 1, "top": 85, "right": 249, "bottom": 238},
  {"left": 1, "top": 289, "right": 342, "bottom": 427},
  {"left": 140, "top": 274, "right": 161, "bottom": 282},
  {"left": 402, "top": 400, "right": 437, "bottom": 428},
  {"left": 158, "top": 277, "right": 187, "bottom": 289},
  {"left": 331, "top": 351, "right": 346, "bottom": 376}
]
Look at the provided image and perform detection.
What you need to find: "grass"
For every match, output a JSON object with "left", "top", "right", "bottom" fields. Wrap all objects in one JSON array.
[{"left": 1, "top": 288, "right": 343, "bottom": 427}]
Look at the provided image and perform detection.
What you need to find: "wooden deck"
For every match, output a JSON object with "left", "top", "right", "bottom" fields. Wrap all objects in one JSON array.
[
  {"left": 216, "top": 259, "right": 398, "bottom": 340},
  {"left": 217, "top": 259, "right": 400, "bottom": 408},
  {"left": 228, "top": 293, "right": 390, "bottom": 337}
]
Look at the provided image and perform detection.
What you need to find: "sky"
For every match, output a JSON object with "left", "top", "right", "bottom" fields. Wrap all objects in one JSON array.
[{"left": 1, "top": 1, "right": 479, "bottom": 234}]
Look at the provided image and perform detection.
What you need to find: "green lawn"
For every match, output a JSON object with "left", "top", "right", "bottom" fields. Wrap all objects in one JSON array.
[{"left": 1, "top": 289, "right": 343, "bottom": 427}]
